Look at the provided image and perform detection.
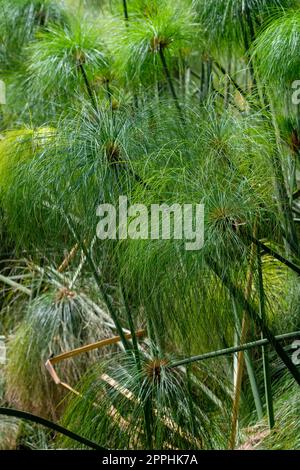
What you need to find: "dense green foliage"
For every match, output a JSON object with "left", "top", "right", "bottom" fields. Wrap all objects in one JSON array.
[{"left": 0, "top": 0, "right": 300, "bottom": 450}]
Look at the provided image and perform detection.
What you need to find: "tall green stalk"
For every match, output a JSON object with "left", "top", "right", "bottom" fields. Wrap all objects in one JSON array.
[
  {"left": 229, "top": 240, "right": 256, "bottom": 450},
  {"left": 232, "top": 299, "right": 263, "bottom": 421},
  {"left": 261, "top": 94, "right": 299, "bottom": 257},
  {"left": 256, "top": 248, "right": 275, "bottom": 429},
  {"left": 122, "top": 0, "right": 129, "bottom": 22},
  {"left": 78, "top": 62, "right": 97, "bottom": 110},
  {"left": 271, "top": 149, "right": 299, "bottom": 258},
  {"left": 241, "top": 3, "right": 257, "bottom": 88},
  {"left": 120, "top": 285, "right": 153, "bottom": 449}
]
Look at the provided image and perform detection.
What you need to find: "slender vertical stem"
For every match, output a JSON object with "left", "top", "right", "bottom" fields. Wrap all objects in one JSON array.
[
  {"left": 241, "top": 5, "right": 256, "bottom": 89},
  {"left": 158, "top": 46, "right": 183, "bottom": 120},
  {"left": 256, "top": 249, "right": 275, "bottom": 429},
  {"left": 120, "top": 284, "right": 153, "bottom": 449},
  {"left": 186, "top": 364, "right": 197, "bottom": 437},
  {"left": 272, "top": 148, "right": 299, "bottom": 258},
  {"left": 260, "top": 92, "right": 299, "bottom": 257},
  {"left": 207, "top": 58, "right": 212, "bottom": 94},
  {"left": 229, "top": 319, "right": 245, "bottom": 449},
  {"left": 78, "top": 63, "right": 97, "bottom": 110},
  {"left": 216, "top": 53, "right": 298, "bottom": 258},
  {"left": 122, "top": 0, "right": 129, "bottom": 22},
  {"left": 224, "top": 54, "right": 231, "bottom": 109},
  {"left": 232, "top": 299, "right": 263, "bottom": 422},
  {"left": 200, "top": 60, "right": 205, "bottom": 100},
  {"left": 120, "top": 285, "right": 141, "bottom": 366},
  {"left": 241, "top": 7, "right": 296, "bottom": 252},
  {"left": 233, "top": 330, "right": 239, "bottom": 393},
  {"left": 244, "top": 348, "right": 264, "bottom": 419},
  {"left": 105, "top": 79, "right": 112, "bottom": 108},
  {"left": 229, "top": 243, "right": 256, "bottom": 450}
]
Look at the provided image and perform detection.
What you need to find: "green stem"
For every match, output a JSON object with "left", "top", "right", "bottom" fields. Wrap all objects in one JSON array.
[
  {"left": 249, "top": 236, "right": 300, "bottom": 276},
  {"left": 272, "top": 151, "right": 299, "bottom": 257},
  {"left": 200, "top": 61, "right": 205, "bottom": 99},
  {"left": 213, "top": 61, "right": 246, "bottom": 98},
  {"left": 158, "top": 46, "right": 183, "bottom": 120},
  {"left": 186, "top": 364, "right": 197, "bottom": 437},
  {"left": 105, "top": 79, "right": 112, "bottom": 109},
  {"left": 242, "top": 4, "right": 257, "bottom": 88},
  {"left": 78, "top": 63, "right": 97, "bottom": 110},
  {"left": 169, "top": 331, "right": 300, "bottom": 369},
  {"left": 207, "top": 257, "right": 300, "bottom": 387},
  {"left": 0, "top": 273, "right": 31, "bottom": 296},
  {"left": 256, "top": 249, "right": 275, "bottom": 429},
  {"left": 267, "top": 96, "right": 299, "bottom": 257},
  {"left": 120, "top": 285, "right": 153, "bottom": 448},
  {"left": 64, "top": 215, "right": 131, "bottom": 351},
  {"left": 241, "top": 8, "right": 296, "bottom": 252},
  {"left": 293, "top": 189, "right": 300, "bottom": 200},
  {"left": 120, "top": 285, "right": 142, "bottom": 367},
  {"left": 232, "top": 299, "right": 263, "bottom": 420},
  {"left": 122, "top": 0, "right": 129, "bottom": 21}
]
